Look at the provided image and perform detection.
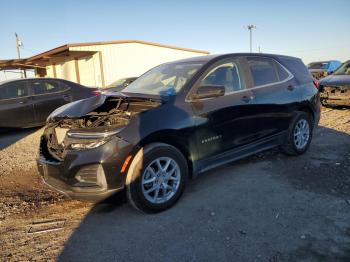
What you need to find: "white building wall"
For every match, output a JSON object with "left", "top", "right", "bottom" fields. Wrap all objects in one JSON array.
[
  {"left": 70, "top": 43, "right": 207, "bottom": 87},
  {"left": 46, "top": 65, "right": 54, "bottom": 77}
]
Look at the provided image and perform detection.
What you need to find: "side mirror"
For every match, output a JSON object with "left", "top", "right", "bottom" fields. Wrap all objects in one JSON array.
[{"left": 191, "top": 85, "right": 225, "bottom": 100}]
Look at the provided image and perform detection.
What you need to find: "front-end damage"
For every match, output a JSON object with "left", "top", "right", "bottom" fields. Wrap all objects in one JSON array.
[
  {"left": 320, "top": 85, "right": 350, "bottom": 106},
  {"left": 41, "top": 96, "right": 161, "bottom": 162},
  {"left": 37, "top": 95, "right": 160, "bottom": 200}
]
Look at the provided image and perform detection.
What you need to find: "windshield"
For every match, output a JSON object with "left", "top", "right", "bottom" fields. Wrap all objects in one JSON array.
[
  {"left": 122, "top": 62, "right": 204, "bottom": 96},
  {"left": 308, "top": 62, "right": 329, "bottom": 70},
  {"left": 333, "top": 62, "right": 350, "bottom": 75}
]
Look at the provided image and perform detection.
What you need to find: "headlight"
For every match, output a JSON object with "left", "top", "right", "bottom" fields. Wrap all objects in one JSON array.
[
  {"left": 70, "top": 140, "right": 109, "bottom": 150},
  {"left": 67, "top": 130, "right": 118, "bottom": 139},
  {"left": 66, "top": 130, "right": 118, "bottom": 150}
]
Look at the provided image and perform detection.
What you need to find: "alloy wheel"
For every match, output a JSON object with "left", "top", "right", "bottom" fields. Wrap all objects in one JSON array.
[
  {"left": 141, "top": 157, "right": 181, "bottom": 204},
  {"left": 293, "top": 119, "right": 310, "bottom": 150}
]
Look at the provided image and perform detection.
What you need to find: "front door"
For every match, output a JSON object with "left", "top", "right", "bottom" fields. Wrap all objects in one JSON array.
[{"left": 188, "top": 58, "right": 257, "bottom": 162}]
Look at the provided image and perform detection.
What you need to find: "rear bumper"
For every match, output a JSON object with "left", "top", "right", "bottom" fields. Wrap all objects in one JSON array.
[{"left": 37, "top": 136, "right": 135, "bottom": 201}]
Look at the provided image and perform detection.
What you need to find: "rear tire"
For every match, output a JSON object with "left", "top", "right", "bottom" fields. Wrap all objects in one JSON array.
[
  {"left": 281, "top": 112, "right": 313, "bottom": 156},
  {"left": 126, "top": 143, "right": 188, "bottom": 213}
]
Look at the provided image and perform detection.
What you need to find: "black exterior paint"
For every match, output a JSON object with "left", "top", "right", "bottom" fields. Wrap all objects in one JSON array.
[
  {"left": 0, "top": 78, "right": 97, "bottom": 129},
  {"left": 37, "top": 53, "right": 320, "bottom": 201}
]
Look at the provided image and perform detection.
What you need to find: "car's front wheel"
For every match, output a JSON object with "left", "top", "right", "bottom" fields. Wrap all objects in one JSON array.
[
  {"left": 126, "top": 143, "right": 188, "bottom": 213},
  {"left": 281, "top": 112, "right": 313, "bottom": 155}
]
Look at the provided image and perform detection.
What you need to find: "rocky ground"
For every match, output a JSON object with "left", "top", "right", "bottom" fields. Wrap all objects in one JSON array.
[{"left": 0, "top": 107, "right": 349, "bottom": 261}]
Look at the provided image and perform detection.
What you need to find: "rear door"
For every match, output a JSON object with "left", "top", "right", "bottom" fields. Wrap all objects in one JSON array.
[
  {"left": 30, "top": 80, "right": 72, "bottom": 123},
  {"left": 244, "top": 56, "right": 296, "bottom": 138},
  {"left": 188, "top": 57, "right": 257, "bottom": 161},
  {"left": 0, "top": 81, "right": 35, "bottom": 128}
]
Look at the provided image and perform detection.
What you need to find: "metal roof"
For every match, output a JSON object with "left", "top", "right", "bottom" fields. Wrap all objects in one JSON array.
[{"left": 0, "top": 40, "right": 209, "bottom": 70}]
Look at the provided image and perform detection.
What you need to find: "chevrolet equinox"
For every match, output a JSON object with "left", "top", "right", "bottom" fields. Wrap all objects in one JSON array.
[{"left": 37, "top": 53, "right": 320, "bottom": 213}]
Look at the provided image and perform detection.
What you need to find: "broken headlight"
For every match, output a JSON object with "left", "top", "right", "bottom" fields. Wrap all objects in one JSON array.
[{"left": 66, "top": 130, "right": 117, "bottom": 150}]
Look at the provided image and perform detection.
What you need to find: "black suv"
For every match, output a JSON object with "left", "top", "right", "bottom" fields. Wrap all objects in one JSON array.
[{"left": 37, "top": 54, "right": 320, "bottom": 213}]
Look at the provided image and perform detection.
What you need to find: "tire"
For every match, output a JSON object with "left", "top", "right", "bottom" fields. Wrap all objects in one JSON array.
[
  {"left": 126, "top": 143, "right": 188, "bottom": 213},
  {"left": 281, "top": 112, "right": 313, "bottom": 156}
]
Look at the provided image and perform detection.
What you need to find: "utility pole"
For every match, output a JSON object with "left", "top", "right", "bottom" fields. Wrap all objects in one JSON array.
[
  {"left": 15, "top": 33, "right": 26, "bottom": 78},
  {"left": 246, "top": 24, "right": 256, "bottom": 53}
]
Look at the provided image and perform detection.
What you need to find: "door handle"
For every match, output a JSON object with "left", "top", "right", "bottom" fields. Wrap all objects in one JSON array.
[
  {"left": 19, "top": 100, "right": 27, "bottom": 104},
  {"left": 63, "top": 94, "right": 71, "bottom": 101},
  {"left": 287, "top": 85, "right": 295, "bottom": 91},
  {"left": 241, "top": 95, "right": 253, "bottom": 103}
]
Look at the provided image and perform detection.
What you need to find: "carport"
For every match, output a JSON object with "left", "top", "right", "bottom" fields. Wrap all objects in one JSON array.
[
  {"left": 0, "top": 47, "right": 97, "bottom": 84},
  {"left": 1, "top": 40, "right": 209, "bottom": 87}
]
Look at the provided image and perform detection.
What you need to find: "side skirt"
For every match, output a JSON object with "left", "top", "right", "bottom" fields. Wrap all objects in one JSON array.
[{"left": 193, "top": 131, "right": 287, "bottom": 176}]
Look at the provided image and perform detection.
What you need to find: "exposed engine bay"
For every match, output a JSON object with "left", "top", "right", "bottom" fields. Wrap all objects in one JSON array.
[
  {"left": 42, "top": 97, "right": 160, "bottom": 161},
  {"left": 49, "top": 97, "right": 160, "bottom": 129}
]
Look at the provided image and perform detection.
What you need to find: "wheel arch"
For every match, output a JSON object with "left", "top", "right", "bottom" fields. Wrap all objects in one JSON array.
[
  {"left": 137, "top": 129, "right": 194, "bottom": 178},
  {"left": 296, "top": 104, "right": 315, "bottom": 124}
]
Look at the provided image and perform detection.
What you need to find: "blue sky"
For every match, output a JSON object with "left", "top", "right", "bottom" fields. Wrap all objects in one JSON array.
[{"left": 1, "top": 0, "right": 349, "bottom": 65}]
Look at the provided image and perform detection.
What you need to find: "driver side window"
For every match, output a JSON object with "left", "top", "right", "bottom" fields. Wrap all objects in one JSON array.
[{"left": 200, "top": 61, "right": 243, "bottom": 94}]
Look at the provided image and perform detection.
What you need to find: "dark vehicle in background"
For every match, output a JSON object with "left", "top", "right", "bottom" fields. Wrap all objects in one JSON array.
[
  {"left": 103, "top": 77, "right": 138, "bottom": 93},
  {"left": 308, "top": 60, "right": 341, "bottom": 80},
  {"left": 319, "top": 60, "right": 350, "bottom": 107},
  {"left": 38, "top": 53, "right": 320, "bottom": 213},
  {"left": 0, "top": 78, "right": 99, "bottom": 129}
]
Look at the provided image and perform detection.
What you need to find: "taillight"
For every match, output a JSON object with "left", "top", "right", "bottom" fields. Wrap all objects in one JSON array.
[
  {"left": 92, "top": 90, "right": 101, "bottom": 96},
  {"left": 313, "top": 79, "right": 320, "bottom": 89}
]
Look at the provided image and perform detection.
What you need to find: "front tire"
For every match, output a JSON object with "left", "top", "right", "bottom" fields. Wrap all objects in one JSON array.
[
  {"left": 126, "top": 143, "right": 188, "bottom": 213},
  {"left": 281, "top": 112, "right": 313, "bottom": 155}
]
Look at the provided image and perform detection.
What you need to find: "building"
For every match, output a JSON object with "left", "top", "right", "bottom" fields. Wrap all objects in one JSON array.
[{"left": 0, "top": 40, "right": 209, "bottom": 87}]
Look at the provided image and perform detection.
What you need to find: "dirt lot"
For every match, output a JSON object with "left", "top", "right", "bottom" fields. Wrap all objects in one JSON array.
[{"left": 0, "top": 107, "right": 349, "bottom": 262}]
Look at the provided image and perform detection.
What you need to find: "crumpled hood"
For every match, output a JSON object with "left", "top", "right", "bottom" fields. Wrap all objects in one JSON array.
[
  {"left": 319, "top": 74, "right": 350, "bottom": 86},
  {"left": 49, "top": 95, "right": 108, "bottom": 120},
  {"left": 48, "top": 92, "right": 162, "bottom": 121}
]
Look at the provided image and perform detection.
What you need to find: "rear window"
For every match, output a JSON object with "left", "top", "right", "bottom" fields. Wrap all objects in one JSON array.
[
  {"left": 247, "top": 57, "right": 289, "bottom": 86},
  {"left": 279, "top": 57, "right": 312, "bottom": 84},
  {"left": 0, "top": 82, "right": 28, "bottom": 100}
]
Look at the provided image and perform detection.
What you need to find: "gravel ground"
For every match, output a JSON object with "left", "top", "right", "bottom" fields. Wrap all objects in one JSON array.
[
  {"left": 0, "top": 127, "right": 43, "bottom": 176},
  {"left": 0, "top": 107, "right": 349, "bottom": 261}
]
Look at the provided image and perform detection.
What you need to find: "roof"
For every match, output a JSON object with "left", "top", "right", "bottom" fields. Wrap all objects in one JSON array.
[
  {"left": 165, "top": 53, "right": 300, "bottom": 64},
  {"left": 0, "top": 40, "right": 209, "bottom": 70},
  {"left": 26, "top": 40, "right": 209, "bottom": 62}
]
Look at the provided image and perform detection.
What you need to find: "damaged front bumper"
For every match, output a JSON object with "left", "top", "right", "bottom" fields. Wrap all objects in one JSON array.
[
  {"left": 37, "top": 94, "right": 160, "bottom": 201},
  {"left": 320, "top": 86, "right": 350, "bottom": 106},
  {"left": 37, "top": 132, "right": 135, "bottom": 201}
]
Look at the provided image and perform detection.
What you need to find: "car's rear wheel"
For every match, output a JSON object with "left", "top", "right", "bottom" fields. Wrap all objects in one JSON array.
[
  {"left": 281, "top": 112, "right": 313, "bottom": 155},
  {"left": 126, "top": 143, "right": 188, "bottom": 213}
]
